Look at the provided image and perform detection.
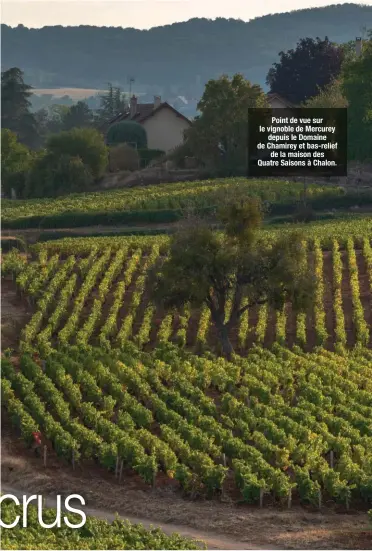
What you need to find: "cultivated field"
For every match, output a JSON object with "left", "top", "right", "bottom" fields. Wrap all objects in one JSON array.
[
  {"left": 1, "top": 179, "right": 357, "bottom": 229},
  {"left": 2, "top": 218, "right": 371, "bottom": 355},
  {"left": 1, "top": 194, "right": 372, "bottom": 549},
  {"left": 31, "top": 88, "right": 145, "bottom": 99},
  {"left": 31, "top": 88, "right": 106, "bottom": 98},
  {"left": 2, "top": 343, "right": 372, "bottom": 509}
]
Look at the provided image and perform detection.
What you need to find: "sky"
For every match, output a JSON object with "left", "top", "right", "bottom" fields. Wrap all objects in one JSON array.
[{"left": 2, "top": 0, "right": 372, "bottom": 29}]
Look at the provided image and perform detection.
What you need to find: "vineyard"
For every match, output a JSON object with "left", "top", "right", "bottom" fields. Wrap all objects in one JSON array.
[
  {"left": 2, "top": 344, "right": 372, "bottom": 509},
  {"left": 3, "top": 219, "right": 372, "bottom": 355},
  {"left": 1, "top": 216, "right": 372, "bottom": 521},
  {"left": 2, "top": 178, "right": 346, "bottom": 225},
  {"left": 4, "top": 178, "right": 370, "bottom": 233},
  {"left": 1, "top": 499, "right": 203, "bottom": 550}
]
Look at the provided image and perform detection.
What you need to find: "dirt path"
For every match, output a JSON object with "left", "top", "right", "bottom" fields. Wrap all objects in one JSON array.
[{"left": 0, "top": 484, "right": 269, "bottom": 550}]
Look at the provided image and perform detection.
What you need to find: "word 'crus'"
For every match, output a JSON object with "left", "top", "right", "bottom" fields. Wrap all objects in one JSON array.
[{"left": 0, "top": 494, "right": 86, "bottom": 529}]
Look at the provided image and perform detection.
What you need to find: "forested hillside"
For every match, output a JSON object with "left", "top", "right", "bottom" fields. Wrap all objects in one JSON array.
[{"left": 1, "top": 3, "right": 371, "bottom": 96}]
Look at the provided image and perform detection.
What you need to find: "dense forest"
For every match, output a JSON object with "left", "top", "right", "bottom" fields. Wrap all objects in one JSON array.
[{"left": 1, "top": 3, "right": 371, "bottom": 97}]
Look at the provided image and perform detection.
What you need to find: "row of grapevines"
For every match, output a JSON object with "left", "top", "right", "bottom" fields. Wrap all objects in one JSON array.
[
  {"left": 75, "top": 248, "right": 129, "bottom": 346},
  {"left": 20, "top": 256, "right": 76, "bottom": 349},
  {"left": 59, "top": 249, "right": 112, "bottom": 345},
  {"left": 176, "top": 302, "right": 191, "bottom": 347},
  {"left": 3, "top": 358, "right": 80, "bottom": 461},
  {"left": 363, "top": 237, "right": 372, "bottom": 293},
  {"left": 295, "top": 240, "right": 308, "bottom": 346},
  {"left": 332, "top": 239, "right": 347, "bottom": 346},
  {"left": 314, "top": 238, "right": 328, "bottom": 345},
  {"left": 98, "top": 247, "right": 143, "bottom": 349},
  {"left": 347, "top": 237, "right": 369, "bottom": 345},
  {"left": 116, "top": 245, "right": 160, "bottom": 347},
  {"left": 238, "top": 296, "right": 249, "bottom": 348},
  {"left": 32, "top": 273, "right": 78, "bottom": 354}
]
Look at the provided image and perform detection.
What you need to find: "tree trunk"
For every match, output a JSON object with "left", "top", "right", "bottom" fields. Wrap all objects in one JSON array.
[{"left": 216, "top": 322, "right": 234, "bottom": 358}]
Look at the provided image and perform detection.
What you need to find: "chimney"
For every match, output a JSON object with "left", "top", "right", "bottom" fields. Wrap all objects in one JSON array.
[
  {"left": 130, "top": 95, "right": 137, "bottom": 117},
  {"left": 154, "top": 95, "right": 161, "bottom": 109},
  {"left": 355, "top": 37, "right": 363, "bottom": 57}
]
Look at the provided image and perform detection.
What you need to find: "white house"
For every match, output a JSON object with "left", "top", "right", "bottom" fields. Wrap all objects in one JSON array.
[{"left": 106, "top": 95, "right": 192, "bottom": 152}]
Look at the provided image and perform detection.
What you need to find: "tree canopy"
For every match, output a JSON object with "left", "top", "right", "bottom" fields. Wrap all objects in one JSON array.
[
  {"left": 342, "top": 32, "right": 372, "bottom": 162},
  {"left": 46, "top": 127, "right": 108, "bottom": 180},
  {"left": 303, "top": 79, "right": 348, "bottom": 108},
  {"left": 98, "top": 83, "right": 128, "bottom": 123},
  {"left": 151, "top": 198, "right": 315, "bottom": 357},
  {"left": 1, "top": 129, "right": 33, "bottom": 197},
  {"left": 1, "top": 67, "right": 39, "bottom": 148},
  {"left": 266, "top": 37, "right": 344, "bottom": 105},
  {"left": 24, "top": 152, "right": 94, "bottom": 198},
  {"left": 185, "top": 74, "right": 268, "bottom": 174},
  {"left": 62, "top": 100, "right": 94, "bottom": 131}
]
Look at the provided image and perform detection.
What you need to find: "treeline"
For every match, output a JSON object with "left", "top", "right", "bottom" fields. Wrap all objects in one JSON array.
[
  {"left": 2, "top": 33, "right": 371, "bottom": 199},
  {"left": 1, "top": 70, "right": 127, "bottom": 149},
  {"left": 1, "top": 4, "right": 371, "bottom": 93},
  {"left": 177, "top": 33, "right": 372, "bottom": 173},
  {"left": 1, "top": 72, "right": 132, "bottom": 197}
]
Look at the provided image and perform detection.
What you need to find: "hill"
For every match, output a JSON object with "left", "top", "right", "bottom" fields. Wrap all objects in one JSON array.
[{"left": 1, "top": 4, "right": 371, "bottom": 97}]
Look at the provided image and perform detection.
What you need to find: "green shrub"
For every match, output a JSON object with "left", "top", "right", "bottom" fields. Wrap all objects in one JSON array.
[
  {"left": 109, "top": 143, "right": 140, "bottom": 171},
  {"left": 46, "top": 127, "right": 108, "bottom": 180},
  {"left": 107, "top": 121, "right": 147, "bottom": 148},
  {"left": 1, "top": 129, "right": 33, "bottom": 198},
  {"left": 24, "top": 153, "right": 94, "bottom": 198}
]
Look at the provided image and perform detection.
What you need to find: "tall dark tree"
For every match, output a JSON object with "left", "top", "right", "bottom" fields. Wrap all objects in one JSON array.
[
  {"left": 1, "top": 67, "right": 39, "bottom": 148},
  {"left": 342, "top": 32, "right": 372, "bottom": 161},
  {"left": 62, "top": 100, "right": 94, "bottom": 130},
  {"left": 1, "top": 128, "right": 33, "bottom": 197},
  {"left": 266, "top": 37, "right": 344, "bottom": 105},
  {"left": 34, "top": 104, "right": 70, "bottom": 143},
  {"left": 98, "top": 83, "right": 128, "bottom": 122}
]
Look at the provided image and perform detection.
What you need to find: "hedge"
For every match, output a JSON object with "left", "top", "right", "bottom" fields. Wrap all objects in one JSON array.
[
  {"left": 1, "top": 208, "right": 187, "bottom": 230},
  {"left": 37, "top": 227, "right": 175, "bottom": 241}
]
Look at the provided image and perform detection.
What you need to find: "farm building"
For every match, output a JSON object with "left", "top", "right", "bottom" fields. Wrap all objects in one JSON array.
[{"left": 104, "top": 95, "right": 192, "bottom": 153}]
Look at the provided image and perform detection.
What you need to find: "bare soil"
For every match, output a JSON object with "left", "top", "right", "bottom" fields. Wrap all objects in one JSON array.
[
  {"left": 1, "top": 278, "right": 32, "bottom": 350},
  {"left": 1, "top": 437, "right": 371, "bottom": 550}
]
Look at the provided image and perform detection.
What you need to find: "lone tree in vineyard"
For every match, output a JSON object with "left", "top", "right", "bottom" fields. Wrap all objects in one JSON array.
[{"left": 151, "top": 198, "right": 315, "bottom": 357}]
